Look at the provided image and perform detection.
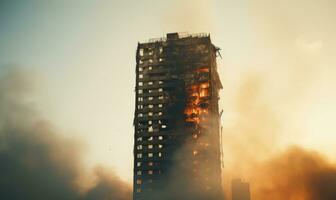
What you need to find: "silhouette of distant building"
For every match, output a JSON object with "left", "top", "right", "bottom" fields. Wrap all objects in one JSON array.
[{"left": 232, "top": 178, "right": 251, "bottom": 200}]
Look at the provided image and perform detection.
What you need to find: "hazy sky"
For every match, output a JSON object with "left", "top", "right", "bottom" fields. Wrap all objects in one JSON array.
[{"left": 1, "top": 0, "right": 336, "bottom": 183}]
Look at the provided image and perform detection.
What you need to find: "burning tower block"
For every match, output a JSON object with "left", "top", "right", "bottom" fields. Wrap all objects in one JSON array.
[{"left": 133, "top": 33, "right": 223, "bottom": 200}]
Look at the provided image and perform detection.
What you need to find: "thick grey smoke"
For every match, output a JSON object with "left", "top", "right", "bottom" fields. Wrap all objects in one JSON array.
[
  {"left": 251, "top": 146, "right": 336, "bottom": 200},
  {"left": 0, "top": 68, "right": 131, "bottom": 200}
]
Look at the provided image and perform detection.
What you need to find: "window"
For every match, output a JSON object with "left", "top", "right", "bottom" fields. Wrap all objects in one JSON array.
[
  {"left": 149, "top": 104, "right": 153, "bottom": 108},
  {"left": 137, "top": 162, "right": 141, "bottom": 167},
  {"left": 158, "top": 152, "right": 162, "bottom": 157},
  {"left": 148, "top": 137, "right": 153, "bottom": 141},
  {"left": 137, "top": 188, "right": 141, "bottom": 193},
  {"left": 137, "top": 170, "right": 142, "bottom": 175},
  {"left": 158, "top": 104, "right": 163, "bottom": 108},
  {"left": 136, "top": 179, "right": 142, "bottom": 184},
  {"left": 137, "top": 129, "right": 144, "bottom": 134},
  {"left": 139, "top": 74, "right": 143, "bottom": 79},
  {"left": 159, "top": 144, "right": 163, "bottom": 148},
  {"left": 159, "top": 47, "right": 163, "bottom": 53},
  {"left": 148, "top": 144, "right": 153, "bottom": 149},
  {"left": 137, "top": 113, "right": 143, "bottom": 117},
  {"left": 159, "top": 81, "right": 163, "bottom": 85},
  {"left": 148, "top": 89, "right": 153, "bottom": 93},
  {"left": 148, "top": 120, "right": 152, "bottom": 125},
  {"left": 138, "top": 82, "right": 143, "bottom": 86},
  {"left": 137, "top": 145, "right": 142, "bottom": 150},
  {"left": 159, "top": 88, "right": 163, "bottom": 92},
  {"left": 149, "top": 59, "right": 153, "bottom": 63},
  {"left": 138, "top": 105, "right": 143, "bottom": 109},
  {"left": 138, "top": 89, "right": 143, "bottom": 94},
  {"left": 162, "top": 125, "right": 167, "bottom": 128},
  {"left": 159, "top": 136, "right": 163, "bottom": 140},
  {"left": 149, "top": 66, "right": 153, "bottom": 70},
  {"left": 149, "top": 51, "right": 153, "bottom": 55},
  {"left": 159, "top": 58, "right": 164, "bottom": 62},
  {"left": 148, "top": 112, "right": 153, "bottom": 116},
  {"left": 137, "top": 153, "right": 142, "bottom": 158},
  {"left": 159, "top": 96, "right": 163, "bottom": 100},
  {"left": 148, "top": 162, "right": 153, "bottom": 166},
  {"left": 148, "top": 96, "right": 153, "bottom": 101},
  {"left": 148, "top": 81, "right": 153, "bottom": 85},
  {"left": 139, "top": 49, "right": 144, "bottom": 56},
  {"left": 148, "top": 126, "right": 153, "bottom": 132},
  {"left": 137, "top": 137, "right": 142, "bottom": 141},
  {"left": 139, "top": 67, "right": 143, "bottom": 71},
  {"left": 139, "top": 60, "right": 143, "bottom": 64},
  {"left": 148, "top": 153, "right": 153, "bottom": 157},
  {"left": 138, "top": 97, "right": 143, "bottom": 102},
  {"left": 158, "top": 112, "right": 162, "bottom": 116},
  {"left": 148, "top": 170, "right": 153, "bottom": 175}
]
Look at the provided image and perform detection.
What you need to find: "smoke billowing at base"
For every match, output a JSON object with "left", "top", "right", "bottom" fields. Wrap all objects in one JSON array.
[
  {"left": 0, "top": 68, "right": 131, "bottom": 200},
  {"left": 1, "top": 68, "right": 336, "bottom": 200},
  {"left": 2, "top": 66, "right": 336, "bottom": 200},
  {"left": 222, "top": 74, "right": 336, "bottom": 200},
  {"left": 251, "top": 147, "right": 336, "bottom": 200}
]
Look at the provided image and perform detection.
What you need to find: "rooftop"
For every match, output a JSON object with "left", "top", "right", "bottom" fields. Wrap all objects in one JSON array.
[{"left": 140, "top": 32, "right": 210, "bottom": 44}]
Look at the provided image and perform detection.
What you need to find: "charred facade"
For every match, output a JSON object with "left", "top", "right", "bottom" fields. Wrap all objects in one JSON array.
[{"left": 133, "top": 33, "right": 223, "bottom": 200}]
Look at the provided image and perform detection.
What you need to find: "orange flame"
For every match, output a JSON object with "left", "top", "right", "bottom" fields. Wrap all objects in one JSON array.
[
  {"left": 184, "top": 81, "right": 210, "bottom": 125},
  {"left": 197, "top": 68, "right": 210, "bottom": 73}
]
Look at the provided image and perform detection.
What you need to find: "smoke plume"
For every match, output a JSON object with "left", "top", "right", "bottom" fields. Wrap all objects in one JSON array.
[
  {"left": 0, "top": 68, "right": 131, "bottom": 200},
  {"left": 251, "top": 147, "right": 336, "bottom": 200},
  {"left": 222, "top": 73, "right": 336, "bottom": 200},
  {"left": 219, "top": 1, "right": 336, "bottom": 199}
]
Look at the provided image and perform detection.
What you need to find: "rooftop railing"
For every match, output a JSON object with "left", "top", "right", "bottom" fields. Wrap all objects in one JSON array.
[{"left": 143, "top": 32, "right": 209, "bottom": 44}]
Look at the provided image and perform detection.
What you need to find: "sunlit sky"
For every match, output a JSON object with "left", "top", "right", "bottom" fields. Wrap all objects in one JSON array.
[{"left": 1, "top": 0, "right": 336, "bottom": 183}]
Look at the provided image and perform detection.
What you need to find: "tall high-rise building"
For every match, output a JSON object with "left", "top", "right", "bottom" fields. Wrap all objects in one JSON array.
[
  {"left": 232, "top": 179, "right": 251, "bottom": 200},
  {"left": 133, "top": 33, "right": 223, "bottom": 200}
]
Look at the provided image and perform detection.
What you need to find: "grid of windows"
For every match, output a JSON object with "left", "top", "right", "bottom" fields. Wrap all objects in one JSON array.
[
  {"left": 134, "top": 33, "right": 223, "bottom": 200},
  {"left": 135, "top": 43, "right": 169, "bottom": 196}
]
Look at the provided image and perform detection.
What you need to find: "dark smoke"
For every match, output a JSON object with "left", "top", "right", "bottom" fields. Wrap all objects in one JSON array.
[
  {"left": 251, "top": 147, "right": 336, "bottom": 200},
  {"left": 0, "top": 68, "right": 131, "bottom": 200}
]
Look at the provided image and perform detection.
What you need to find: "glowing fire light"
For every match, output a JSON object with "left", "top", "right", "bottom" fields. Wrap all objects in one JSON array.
[
  {"left": 196, "top": 68, "right": 210, "bottom": 73},
  {"left": 184, "top": 81, "right": 210, "bottom": 124}
]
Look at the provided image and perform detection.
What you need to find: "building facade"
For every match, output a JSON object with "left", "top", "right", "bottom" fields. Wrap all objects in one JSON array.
[{"left": 133, "top": 33, "right": 223, "bottom": 200}]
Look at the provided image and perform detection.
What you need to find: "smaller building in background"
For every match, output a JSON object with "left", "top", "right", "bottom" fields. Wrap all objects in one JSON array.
[{"left": 232, "top": 178, "right": 251, "bottom": 200}]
